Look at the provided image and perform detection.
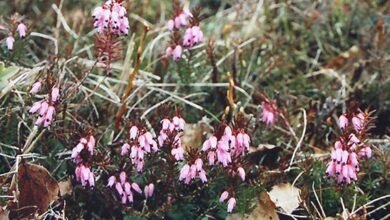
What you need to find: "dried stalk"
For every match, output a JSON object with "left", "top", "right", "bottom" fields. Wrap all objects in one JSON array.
[{"left": 115, "top": 26, "right": 149, "bottom": 129}]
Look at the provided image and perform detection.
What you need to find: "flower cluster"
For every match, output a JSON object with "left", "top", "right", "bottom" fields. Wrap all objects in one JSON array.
[
  {"left": 106, "top": 111, "right": 251, "bottom": 213},
  {"left": 71, "top": 136, "right": 96, "bottom": 163},
  {"left": 261, "top": 101, "right": 279, "bottom": 126},
  {"left": 72, "top": 135, "right": 96, "bottom": 187},
  {"left": 201, "top": 125, "right": 250, "bottom": 212},
  {"left": 121, "top": 125, "right": 158, "bottom": 172},
  {"left": 107, "top": 115, "right": 187, "bottom": 205},
  {"left": 107, "top": 171, "right": 143, "bottom": 204},
  {"left": 1, "top": 18, "right": 27, "bottom": 51},
  {"left": 75, "top": 165, "right": 95, "bottom": 188},
  {"left": 326, "top": 110, "right": 373, "bottom": 184},
  {"left": 165, "top": 5, "right": 204, "bottom": 61},
  {"left": 219, "top": 191, "right": 236, "bottom": 213},
  {"left": 339, "top": 111, "right": 367, "bottom": 132},
  {"left": 92, "top": 0, "right": 129, "bottom": 36},
  {"left": 183, "top": 26, "right": 203, "bottom": 48},
  {"left": 108, "top": 123, "right": 162, "bottom": 203},
  {"left": 158, "top": 116, "right": 186, "bottom": 161},
  {"left": 167, "top": 9, "right": 192, "bottom": 31},
  {"left": 29, "top": 85, "right": 60, "bottom": 127},
  {"left": 179, "top": 158, "right": 207, "bottom": 184},
  {"left": 143, "top": 183, "right": 155, "bottom": 199},
  {"left": 92, "top": 0, "right": 129, "bottom": 69},
  {"left": 202, "top": 126, "right": 250, "bottom": 167},
  {"left": 165, "top": 45, "right": 183, "bottom": 61}
]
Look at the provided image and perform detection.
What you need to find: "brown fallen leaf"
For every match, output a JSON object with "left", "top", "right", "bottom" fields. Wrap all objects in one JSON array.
[
  {"left": 226, "top": 214, "right": 242, "bottom": 220},
  {"left": 0, "top": 206, "right": 9, "bottom": 220},
  {"left": 8, "top": 163, "right": 59, "bottom": 219},
  {"left": 58, "top": 178, "right": 73, "bottom": 197},
  {"left": 268, "top": 183, "right": 301, "bottom": 214},
  {"left": 227, "top": 192, "right": 279, "bottom": 220},
  {"left": 247, "top": 192, "right": 279, "bottom": 220}
]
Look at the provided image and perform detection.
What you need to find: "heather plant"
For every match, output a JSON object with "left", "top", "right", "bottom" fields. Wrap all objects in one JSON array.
[
  {"left": 0, "top": 15, "right": 27, "bottom": 52},
  {"left": 0, "top": 0, "right": 389, "bottom": 219},
  {"left": 326, "top": 108, "right": 374, "bottom": 184},
  {"left": 92, "top": 0, "right": 130, "bottom": 69}
]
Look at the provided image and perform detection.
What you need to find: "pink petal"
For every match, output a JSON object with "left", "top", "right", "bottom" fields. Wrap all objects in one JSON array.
[
  {"left": 29, "top": 82, "right": 42, "bottom": 95},
  {"left": 121, "top": 143, "right": 130, "bottom": 155},
  {"left": 148, "top": 183, "right": 154, "bottom": 197},
  {"left": 6, "top": 36, "right": 14, "bottom": 51},
  {"left": 121, "top": 193, "right": 127, "bottom": 204},
  {"left": 167, "top": 19, "right": 174, "bottom": 31},
  {"left": 227, "top": 197, "right": 236, "bottom": 213},
  {"left": 179, "top": 164, "right": 190, "bottom": 180},
  {"left": 124, "top": 182, "right": 131, "bottom": 195},
  {"left": 115, "top": 182, "right": 123, "bottom": 195},
  {"left": 195, "top": 158, "right": 203, "bottom": 171},
  {"left": 339, "top": 114, "right": 348, "bottom": 129},
  {"left": 29, "top": 101, "right": 42, "bottom": 114},
  {"left": 131, "top": 182, "right": 142, "bottom": 194},
  {"left": 88, "top": 173, "right": 95, "bottom": 187},
  {"left": 107, "top": 176, "right": 116, "bottom": 187},
  {"left": 129, "top": 126, "right": 139, "bottom": 139},
  {"left": 17, "top": 23, "right": 27, "bottom": 38},
  {"left": 219, "top": 191, "right": 229, "bottom": 202},
  {"left": 174, "top": 16, "right": 181, "bottom": 28},
  {"left": 51, "top": 87, "right": 60, "bottom": 102},
  {"left": 173, "top": 45, "right": 182, "bottom": 60},
  {"left": 199, "top": 170, "right": 207, "bottom": 183},
  {"left": 39, "top": 101, "right": 49, "bottom": 116},
  {"left": 237, "top": 167, "right": 245, "bottom": 181},
  {"left": 119, "top": 171, "right": 126, "bottom": 184},
  {"left": 161, "top": 119, "right": 171, "bottom": 130},
  {"left": 208, "top": 151, "right": 216, "bottom": 165}
]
